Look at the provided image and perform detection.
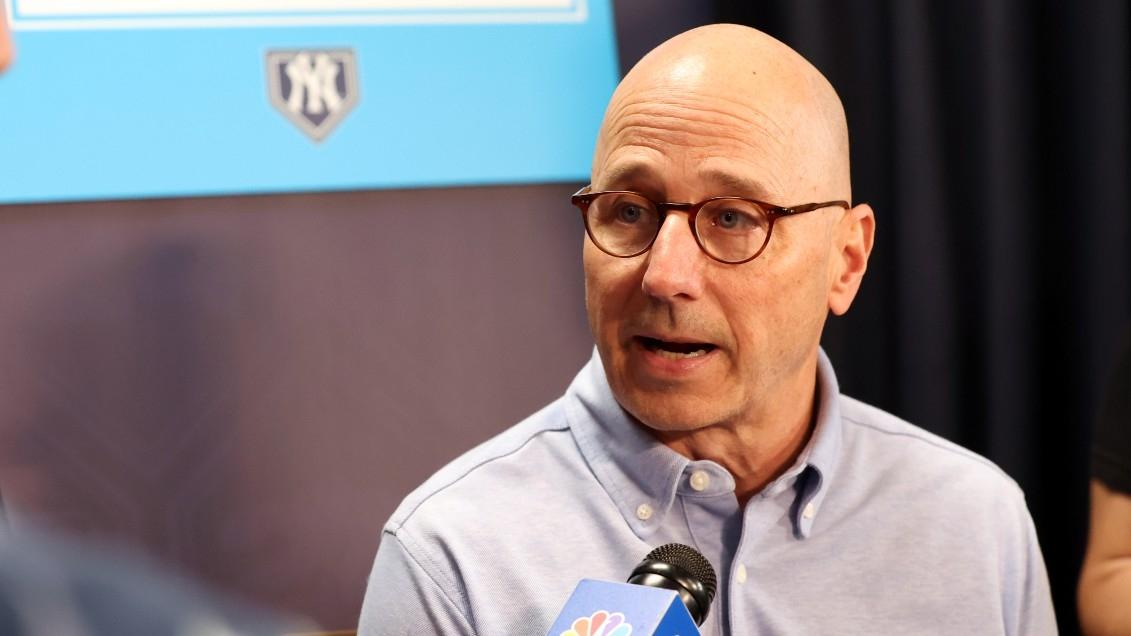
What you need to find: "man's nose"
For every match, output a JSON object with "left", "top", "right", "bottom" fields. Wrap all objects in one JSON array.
[{"left": 641, "top": 213, "right": 707, "bottom": 301}]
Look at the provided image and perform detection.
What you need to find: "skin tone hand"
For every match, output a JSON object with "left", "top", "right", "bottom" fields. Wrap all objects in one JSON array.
[
  {"left": 0, "top": 3, "right": 13, "bottom": 72},
  {"left": 1079, "top": 479, "right": 1131, "bottom": 636}
]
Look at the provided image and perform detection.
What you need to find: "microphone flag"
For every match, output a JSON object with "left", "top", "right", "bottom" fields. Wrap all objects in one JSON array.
[{"left": 546, "top": 579, "right": 700, "bottom": 636}]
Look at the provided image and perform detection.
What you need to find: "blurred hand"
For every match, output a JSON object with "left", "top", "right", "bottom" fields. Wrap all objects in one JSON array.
[{"left": 1, "top": 3, "right": 13, "bottom": 72}]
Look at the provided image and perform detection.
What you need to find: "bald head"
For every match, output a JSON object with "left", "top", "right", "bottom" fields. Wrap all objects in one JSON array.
[{"left": 593, "top": 24, "right": 850, "bottom": 202}]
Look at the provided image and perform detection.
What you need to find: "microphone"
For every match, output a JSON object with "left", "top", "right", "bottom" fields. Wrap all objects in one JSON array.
[
  {"left": 547, "top": 543, "right": 718, "bottom": 636},
  {"left": 628, "top": 543, "right": 717, "bottom": 625}
]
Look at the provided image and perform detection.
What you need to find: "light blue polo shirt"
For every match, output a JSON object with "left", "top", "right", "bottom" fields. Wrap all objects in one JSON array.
[{"left": 359, "top": 349, "right": 1056, "bottom": 635}]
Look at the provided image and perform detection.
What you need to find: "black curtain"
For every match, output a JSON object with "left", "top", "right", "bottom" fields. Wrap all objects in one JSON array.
[{"left": 706, "top": 2, "right": 1131, "bottom": 634}]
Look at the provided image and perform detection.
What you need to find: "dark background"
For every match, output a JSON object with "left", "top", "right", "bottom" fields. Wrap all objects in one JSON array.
[{"left": 0, "top": 1, "right": 1127, "bottom": 633}]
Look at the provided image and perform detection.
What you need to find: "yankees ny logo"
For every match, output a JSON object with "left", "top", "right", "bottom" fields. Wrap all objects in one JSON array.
[{"left": 267, "top": 49, "right": 359, "bottom": 141}]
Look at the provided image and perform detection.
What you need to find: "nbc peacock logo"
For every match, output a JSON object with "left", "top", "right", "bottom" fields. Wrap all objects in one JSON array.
[{"left": 559, "top": 610, "right": 633, "bottom": 636}]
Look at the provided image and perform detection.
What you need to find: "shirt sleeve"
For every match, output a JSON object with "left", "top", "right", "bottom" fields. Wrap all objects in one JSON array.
[
  {"left": 358, "top": 530, "right": 475, "bottom": 636},
  {"left": 1092, "top": 326, "right": 1131, "bottom": 494},
  {"left": 1003, "top": 494, "right": 1058, "bottom": 636}
]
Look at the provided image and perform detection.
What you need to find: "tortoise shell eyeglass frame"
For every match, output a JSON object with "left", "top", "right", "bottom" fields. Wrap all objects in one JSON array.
[{"left": 570, "top": 186, "right": 851, "bottom": 265}]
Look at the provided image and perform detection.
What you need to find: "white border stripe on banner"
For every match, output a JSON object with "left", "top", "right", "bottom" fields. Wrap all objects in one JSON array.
[{"left": 5, "top": 0, "right": 587, "bottom": 29}]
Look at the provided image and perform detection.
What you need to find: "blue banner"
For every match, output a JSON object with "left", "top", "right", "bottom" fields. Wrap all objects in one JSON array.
[{"left": 0, "top": 0, "right": 618, "bottom": 203}]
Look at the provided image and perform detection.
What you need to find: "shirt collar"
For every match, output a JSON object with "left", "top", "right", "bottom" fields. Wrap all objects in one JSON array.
[
  {"left": 790, "top": 348, "right": 843, "bottom": 538},
  {"left": 565, "top": 349, "right": 688, "bottom": 542},
  {"left": 565, "top": 347, "right": 844, "bottom": 541}
]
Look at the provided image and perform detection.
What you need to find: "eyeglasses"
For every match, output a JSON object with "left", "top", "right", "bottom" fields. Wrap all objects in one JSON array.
[{"left": 571, "top": 187, "right": 850, "bottom": 265}]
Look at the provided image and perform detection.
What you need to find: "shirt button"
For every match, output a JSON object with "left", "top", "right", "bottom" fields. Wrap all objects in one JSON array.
[
  {"left": 736, "top": 564, "right": 748, "bottom": 584},
  {"left": 803, "top": 502, "right": 816, "bottom": 519},
  {"left": 636, "top": 503, "right": 653, "bottom": 521},
  {"left": 689, "top": 470, "right": 711, "bottom": 491}
]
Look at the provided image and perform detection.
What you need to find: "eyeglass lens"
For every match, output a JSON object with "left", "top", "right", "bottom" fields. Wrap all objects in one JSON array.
[{"left": 586, "top": 192, "right": 771, "bottom": 263}]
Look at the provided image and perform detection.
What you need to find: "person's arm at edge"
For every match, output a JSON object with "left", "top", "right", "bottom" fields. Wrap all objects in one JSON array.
[
  {"left": 1079, "top": 479, "right": 1131, "bottom": 636},
  {"left": 358, "top": 529, "right": 475, "bottom": 636},
  {"left": 1, "top": 2, "right": 14, "bottom": 72}
]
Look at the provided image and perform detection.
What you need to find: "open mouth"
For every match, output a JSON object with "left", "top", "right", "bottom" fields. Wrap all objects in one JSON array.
[{"left": 637, "top": 336, "right": 717, "bottom": 360}]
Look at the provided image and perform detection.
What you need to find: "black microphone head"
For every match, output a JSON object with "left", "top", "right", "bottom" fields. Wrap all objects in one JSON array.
[{"left": 627, "top": 543, "right": 717, "bottom": 626}]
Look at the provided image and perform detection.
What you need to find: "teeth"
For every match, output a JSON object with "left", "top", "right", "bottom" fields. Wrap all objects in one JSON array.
[{"left": 654, "top": 348, "right": 708, "bottom": 359}]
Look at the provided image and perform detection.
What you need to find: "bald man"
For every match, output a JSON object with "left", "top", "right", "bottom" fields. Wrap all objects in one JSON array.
[{"left": 358, "top": 25, "right": 1055, "bottom": 635}]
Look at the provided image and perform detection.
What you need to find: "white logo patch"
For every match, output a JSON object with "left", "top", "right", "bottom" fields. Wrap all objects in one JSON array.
[{"left": 267, "top": 49, "right": 359, "bottom": 142}]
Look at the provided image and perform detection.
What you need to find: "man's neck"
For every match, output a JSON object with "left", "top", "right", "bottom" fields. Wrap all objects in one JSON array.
[{"left": 652, "top": 373, "right": 820, "bottom": 507}]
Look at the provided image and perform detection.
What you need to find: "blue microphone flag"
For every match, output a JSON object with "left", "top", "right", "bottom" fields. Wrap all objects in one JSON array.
[{"left": 547, "top": 579, "right": 700, "bottom": 636}]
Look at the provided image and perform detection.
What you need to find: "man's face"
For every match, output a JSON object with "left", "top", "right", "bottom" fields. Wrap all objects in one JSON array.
[{"left": 584, "top": 55, "right": 845, "bottom": 433}]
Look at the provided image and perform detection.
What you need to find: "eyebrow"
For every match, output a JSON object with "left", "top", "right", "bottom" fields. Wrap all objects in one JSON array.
[
  {"left": 699, "top": 169, "right": 780, "bottom": 202},
  {"left": 596, "top": 163, "right": 658, "bottom": 192}
]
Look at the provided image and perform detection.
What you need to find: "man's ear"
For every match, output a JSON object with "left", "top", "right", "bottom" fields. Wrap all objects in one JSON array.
[{"left": 827, "top": 203, "right": 875, "bottom": 316}]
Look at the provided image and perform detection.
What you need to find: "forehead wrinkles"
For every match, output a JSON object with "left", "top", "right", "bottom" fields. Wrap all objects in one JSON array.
[{"left": 596, "top": 90, "right": 797, "bottom": 189}]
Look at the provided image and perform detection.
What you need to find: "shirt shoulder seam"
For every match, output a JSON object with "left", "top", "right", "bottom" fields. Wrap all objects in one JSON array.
[
  {"left": 841, "top": 413, "right": 1019, "bottom": 489},
  {"left": 383, "top": 528, "right": 478, "bottom": 634},
  {"left": 388, "top": 424, "right": 570, "bottom": 533}
]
